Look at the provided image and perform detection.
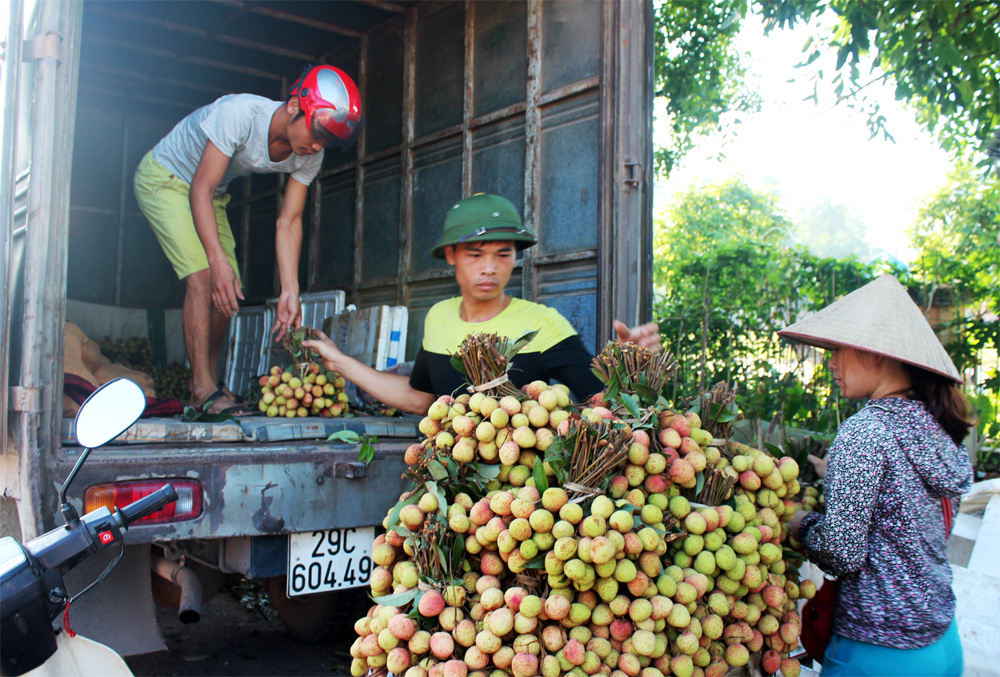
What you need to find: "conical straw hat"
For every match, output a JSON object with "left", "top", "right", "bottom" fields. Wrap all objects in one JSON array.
[{"left": 778, "top": 275, "right": 962, "bottom": 383}]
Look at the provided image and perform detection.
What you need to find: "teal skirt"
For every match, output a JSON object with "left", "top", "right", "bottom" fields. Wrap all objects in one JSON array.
[{"left": 822, "top": 619, "right": 963, "bottom": 677}]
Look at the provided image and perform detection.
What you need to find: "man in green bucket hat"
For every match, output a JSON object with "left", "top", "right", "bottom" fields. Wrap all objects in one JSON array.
[{"left": 305, "top": 193, "right": 660, "bottom": 414}]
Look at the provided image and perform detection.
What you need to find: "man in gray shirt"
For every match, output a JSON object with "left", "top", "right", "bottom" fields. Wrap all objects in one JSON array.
[{"left": 134, "top": 64, "right": 362, "bottom": 415}]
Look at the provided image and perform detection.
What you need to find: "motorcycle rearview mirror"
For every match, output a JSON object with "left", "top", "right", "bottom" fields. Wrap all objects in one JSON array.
[{"left": 59, "top": 379, "right": 147, "bottom": 524}]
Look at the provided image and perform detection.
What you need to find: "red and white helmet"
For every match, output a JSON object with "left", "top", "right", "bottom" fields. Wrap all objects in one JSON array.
[{"left": 288, "top": 65, "right": 363, "bottom": 150}]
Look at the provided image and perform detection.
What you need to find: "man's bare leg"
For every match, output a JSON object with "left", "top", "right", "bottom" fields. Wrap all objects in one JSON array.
[
  {"left": 183, "top": 269, "right": 237, "bottom": 411},
  {"left": 209, "top": 309, "right": 233, "bottom": 396}
]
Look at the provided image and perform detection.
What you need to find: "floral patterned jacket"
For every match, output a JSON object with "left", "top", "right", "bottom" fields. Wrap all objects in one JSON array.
[{"left": 799, "top": 398, "right": 973, "bottom": 649}]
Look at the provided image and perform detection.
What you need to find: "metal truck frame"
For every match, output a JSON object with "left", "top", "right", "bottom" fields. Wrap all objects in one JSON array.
[{"left": 1, "top": 0, "right": 653, "bottom": 654}]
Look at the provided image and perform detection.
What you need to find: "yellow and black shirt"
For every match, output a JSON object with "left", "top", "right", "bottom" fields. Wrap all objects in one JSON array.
[{"left": 409, "top": 297, "right": 603, "bottom": 401}]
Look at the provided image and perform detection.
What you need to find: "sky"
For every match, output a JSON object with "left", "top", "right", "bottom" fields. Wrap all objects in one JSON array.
[{"left": 654, "top": 14, "right": 956, "bottom": 264}]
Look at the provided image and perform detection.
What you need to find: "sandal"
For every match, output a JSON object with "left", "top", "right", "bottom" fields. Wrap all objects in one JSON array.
[
  {"left": 217, "top": 380, "right": 245, "bottom": 404},
  {"left": 194, "top": 389, "right": 254, "bottom": 417}
]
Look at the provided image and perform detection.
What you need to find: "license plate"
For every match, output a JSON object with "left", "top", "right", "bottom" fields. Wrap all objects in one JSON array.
[{"left": 287, "top": 527, "right": 374, "bottom": 597}]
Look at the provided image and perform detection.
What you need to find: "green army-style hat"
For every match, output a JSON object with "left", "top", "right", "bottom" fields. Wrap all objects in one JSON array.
[{"left": 431, "top": 193, "right": 537, "bottom": 259}]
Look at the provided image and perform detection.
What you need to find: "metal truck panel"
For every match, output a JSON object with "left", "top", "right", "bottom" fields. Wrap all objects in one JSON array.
[{"left": 48, "top": 442, "right": 411, "bottom": 543}]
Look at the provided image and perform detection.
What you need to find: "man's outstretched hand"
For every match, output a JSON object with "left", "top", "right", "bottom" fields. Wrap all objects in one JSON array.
[
  {"left": 301, "top": 331, "right": 345, "bottom": 372},
  {"left": 270, "top": 292, "right": 303, "bottom": 341},
  {"left": 613, "top": 320, "right": 662, "bottom": 350}
]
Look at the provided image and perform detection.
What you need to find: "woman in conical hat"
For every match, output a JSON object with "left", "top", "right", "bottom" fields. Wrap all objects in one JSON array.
[{"left": 780, "top": 274, "right": 973, "bottom": 676}]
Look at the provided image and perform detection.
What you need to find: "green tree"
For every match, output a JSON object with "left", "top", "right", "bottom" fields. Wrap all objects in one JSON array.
[
  {"left": 653, "top": 179, "right": 893, "bottom": 431},
  {"left": 654, "top": 177, "right": 792, "bottom": 288},
  {"left": 653, "top": 0, "right": 762, "bottom": 176},
  {"left": 756, "top": 0, "right": 1000, "bottom": 159},
  {"left": 907, "top": 162, "right": 999, "bottom": 435},
  {"left": 794, "top": 197, "right": 872, "bottom": 260}
]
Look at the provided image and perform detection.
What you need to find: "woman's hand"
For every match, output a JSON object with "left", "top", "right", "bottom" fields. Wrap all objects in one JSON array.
[
  {"left": 788, "top": 510, "right": 809, "bottom": 541},
  {"left": 808, "top": 454, "right": 829, "bottom": 479}
]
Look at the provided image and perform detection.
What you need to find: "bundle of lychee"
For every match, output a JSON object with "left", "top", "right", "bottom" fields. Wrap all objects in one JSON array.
[
  {"left": 410, "top": 331, "right": 574, "bottom": 469},
  {"left": 345, "top": 336, "right": 814, "bottom": 677},
  {"left": 250, "top": 327, "right": 350, "bottom": 418},
  {"left": 255, "top": 363, "right": 350, "bottom": 418}
]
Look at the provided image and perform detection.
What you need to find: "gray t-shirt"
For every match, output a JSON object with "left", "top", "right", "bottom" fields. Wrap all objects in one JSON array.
[{"left": 152, "top": 93, "right": 323, "bottom": 196}]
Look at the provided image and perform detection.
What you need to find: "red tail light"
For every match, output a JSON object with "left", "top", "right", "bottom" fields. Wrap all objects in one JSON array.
[{"left": 84, "top": 480, "right": 203, "bottom": 524}]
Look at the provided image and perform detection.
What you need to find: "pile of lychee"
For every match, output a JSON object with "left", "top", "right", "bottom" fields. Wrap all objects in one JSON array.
[
  {"left": 255, "top": 363, "right": 350, "bottom": 418},
  {"left": 408, "top": 380, "right": 572, "bottom": 472},
  {"left": 349, "top": 388, "right": 812, "bottom": 677}
]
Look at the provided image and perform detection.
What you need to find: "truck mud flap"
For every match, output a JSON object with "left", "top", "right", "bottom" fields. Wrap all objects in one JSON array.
[{"left": 62, "top": 544, "right": 165, "bottom": 656}]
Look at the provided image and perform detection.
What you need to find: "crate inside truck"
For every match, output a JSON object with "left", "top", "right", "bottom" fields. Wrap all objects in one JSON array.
[{"left": 0, "top": 0, "right": 653, "bottom": 653}]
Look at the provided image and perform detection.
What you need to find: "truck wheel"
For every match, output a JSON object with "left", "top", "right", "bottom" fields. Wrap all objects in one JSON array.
[{"left": 266, "top": 578, "right": 368, "bottom": 643}]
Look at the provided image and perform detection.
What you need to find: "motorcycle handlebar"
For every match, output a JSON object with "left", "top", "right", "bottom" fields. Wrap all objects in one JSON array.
[{"left": 117, "top": 484, "right": 177, "bottom": 527}]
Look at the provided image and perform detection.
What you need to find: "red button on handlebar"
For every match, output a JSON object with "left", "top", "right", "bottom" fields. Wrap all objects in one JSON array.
[{"left": 99, "top": 530, "right": 114, "bottom": 544}]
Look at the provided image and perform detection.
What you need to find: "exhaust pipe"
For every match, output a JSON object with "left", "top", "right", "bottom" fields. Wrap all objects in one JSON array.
[{"left": 151, "top": 555, "right": 202, "bottom": 624}]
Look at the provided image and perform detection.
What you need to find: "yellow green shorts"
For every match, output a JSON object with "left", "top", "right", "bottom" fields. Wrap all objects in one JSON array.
[{"left": 133, "top": 150, "right": 240, "bottom": 281}]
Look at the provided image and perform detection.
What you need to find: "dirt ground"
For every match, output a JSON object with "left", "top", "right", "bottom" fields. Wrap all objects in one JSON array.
[{"left": 125, "top": 582, "right": 355, "bottom": 677}]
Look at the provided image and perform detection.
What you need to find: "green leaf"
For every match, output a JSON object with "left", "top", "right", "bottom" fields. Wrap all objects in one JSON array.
[
  {"left": 450, "top": 354, "right": 468, "bottom": 376},
  {"left": 604, "top": 381, "right": 621, "bottom": 402},
  {"left": 545, "top": 438, "right": 567, "bottom": 457},
  {"left": 374, "top": 588, "right": 420, "bottom": 607},
  {"left": 533, "top": 460, "right": 549, "bottom": 494},
  {"left": 763, "top": 442, "right": 783, "bottom": 457},
  {"left": 427, "top": 460, "right": 448, "bottom": 480},
  {"left": 634, "top": 384, "right": 659, "bottom": 404},
  {"left": 695, "top": 471, "right": 705, "bottom": 495},
  {"left": 620, "top": 393, "right": 641, "bottom": 419},
  {"left": 181, "top": 405, "right": 239, "bottom": 424},
  {"left": 327, "top": 430, "right": 362, "bottom": 444},
  {"left": 505, "top": 330, "right": 540, "bottom": 360},
  {"left": 782, "top": 547, "right": 805, "bottom": 564},
  {"left": 475, "top": 464, "right": 501, "bottom": 481},
  {"left": 522, "top": 554, "right": 546, "bottom": 570},
  {"left": 452, "top": 534, "right": 466, "bottom": 563}
]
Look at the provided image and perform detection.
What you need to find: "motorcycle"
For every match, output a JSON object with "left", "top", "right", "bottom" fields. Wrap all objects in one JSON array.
[{"left": 1, "top": 378, "right": 177, "bottom": 677}]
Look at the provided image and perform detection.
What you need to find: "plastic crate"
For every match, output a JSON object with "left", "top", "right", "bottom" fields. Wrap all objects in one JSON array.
[
  {"left": 262, "top": 290, "right": 348, "bottom": 370},
  {"left": 224, "top": 291, "right": 347, "bottom": 397},
  {"left": 222, "top": 305, "right": 271, "bottom": 399},
  {"left": 322, "top": 305, "right": 408, "bottom": 370}
]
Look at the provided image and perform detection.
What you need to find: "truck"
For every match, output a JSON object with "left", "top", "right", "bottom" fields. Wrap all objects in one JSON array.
[{"left": 0, "top": 0, "right": 654, "bottom": 655}]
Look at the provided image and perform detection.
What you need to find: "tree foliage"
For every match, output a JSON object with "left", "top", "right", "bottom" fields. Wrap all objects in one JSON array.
[
  {"left": 653, "top": 179, "right": 900, "bottom": 433},
  {"left": 652, "top": 1, "right": 999, "bottom": 176},
  {"left": 756, "top": 0, "right": 1000, "bottom": 159},
  {"left": 794, "top": 198, "right": 872, "bottom": 261},
  {"left": 907, "top": 162, "right": 999, "bottom": 435},
  {"left": 653, "top": 0, "right": 761, "bottom": 176}
]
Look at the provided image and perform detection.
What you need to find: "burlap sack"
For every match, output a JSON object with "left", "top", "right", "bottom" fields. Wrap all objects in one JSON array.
[
  {"left": 93, "top": 362, "right": 155, "bottom": 396},
  {"left": 63, "top": 322, "right": 156, "bottom": 417},
  {"left": 64, "top": 323, "right": 100, "bottom": 388}
]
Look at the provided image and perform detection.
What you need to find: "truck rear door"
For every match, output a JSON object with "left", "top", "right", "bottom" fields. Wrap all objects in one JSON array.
[
  {"left": 2, "top": 0, "right": 84, "bottom": 539},
  {"left": 294, "top": 0, "right": 655, "bottom": 356}
]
